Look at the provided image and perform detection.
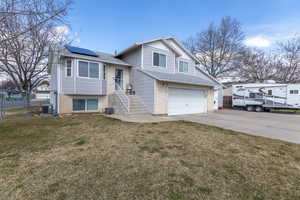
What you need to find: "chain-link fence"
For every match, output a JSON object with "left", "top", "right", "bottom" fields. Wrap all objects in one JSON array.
[{"left": 0, "top": 90, "right": 49, "bottom": 119}]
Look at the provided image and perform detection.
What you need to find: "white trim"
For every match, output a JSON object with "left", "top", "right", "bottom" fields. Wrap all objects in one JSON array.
[
  {"left": 64, "top": 58, "right": 73, "bottom": 78},
  {"left": 77, "top": 59, "right": 101, "bottom": 80},
  {"left": 56, "top": 63, "right": 61, "bottom": 113},
  {"left": 73, "top": 59, "right": 77, "bottom": 93},
  {"left": 141, "top": 44, "right": 144, "bottom": 69},
  {"left": 152, "top": 51, "right": 167, "bottom": 68}
]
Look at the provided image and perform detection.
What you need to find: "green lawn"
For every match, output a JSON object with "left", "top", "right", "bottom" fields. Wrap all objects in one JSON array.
[{"left": 0, "top": 115, "right": 300, "bottom": 200}]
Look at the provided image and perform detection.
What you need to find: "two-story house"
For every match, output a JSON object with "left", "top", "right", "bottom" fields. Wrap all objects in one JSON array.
[{"left": 49, "top": 37, "right": 222, "bottom": 115}]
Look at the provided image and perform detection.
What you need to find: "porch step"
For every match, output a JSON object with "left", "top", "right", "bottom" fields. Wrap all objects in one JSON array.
[{"left": 128, "top": 95, "right": 149, "bottom": 114}]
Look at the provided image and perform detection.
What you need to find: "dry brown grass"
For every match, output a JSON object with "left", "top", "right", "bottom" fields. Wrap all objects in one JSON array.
[{"left": 0, "top": 115, "right": 300, "bottom": 200}]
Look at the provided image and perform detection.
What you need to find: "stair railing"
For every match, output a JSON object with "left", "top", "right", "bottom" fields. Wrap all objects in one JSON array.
[{"left": 115, "top": 83, "right": 130, "bottom": 113}]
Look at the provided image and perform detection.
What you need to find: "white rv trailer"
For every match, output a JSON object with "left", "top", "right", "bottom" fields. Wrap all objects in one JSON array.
[{"left": 232, "top": 83, "right": 300, "bottom": 111}]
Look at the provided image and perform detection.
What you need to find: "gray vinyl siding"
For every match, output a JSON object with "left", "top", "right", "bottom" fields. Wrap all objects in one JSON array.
[
  {"left": 61, "top": 58, "right": 107, "bottom": 95},
  {"left": 132, "top": 69, "right": 155, "bottom": 113},
  {"left": 143, "top": 45, "right": 175, "bottom": 73},
  {"left": 119, "top": 47, "right": 141, "bottom": 68},
  {"left": 119, "top": 48, "right": 141, "bottom": 85}
]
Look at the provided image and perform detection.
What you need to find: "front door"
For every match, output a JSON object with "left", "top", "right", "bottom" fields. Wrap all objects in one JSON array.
[{"left": 115, "top": 69, "right": 123, "bottom": 90}]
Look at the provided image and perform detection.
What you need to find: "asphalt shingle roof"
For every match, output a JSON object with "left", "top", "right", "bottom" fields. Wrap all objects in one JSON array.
[
  {"left": 62, "top": 47, "right": 131, "bottom": 66},
  {"left": 141, "top": 70, "right": 218, "bottom": 87}
]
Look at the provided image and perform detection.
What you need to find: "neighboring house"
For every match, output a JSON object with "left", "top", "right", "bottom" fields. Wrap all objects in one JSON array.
[
  {"left": 34, "top": 81, "right": 50, "bottom": 99},
  {"left": 49, "top": 37, "right": 222, "bottom": 115}
]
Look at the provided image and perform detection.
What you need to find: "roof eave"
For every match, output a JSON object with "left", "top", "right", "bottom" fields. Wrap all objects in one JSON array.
[{"left": 61, "top": 52, "right": 131, "bottom": 67}]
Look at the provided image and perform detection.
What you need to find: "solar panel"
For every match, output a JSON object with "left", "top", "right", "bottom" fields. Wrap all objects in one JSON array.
[{"left": 65, "top": 45, "right": 98, "bottom": 57}]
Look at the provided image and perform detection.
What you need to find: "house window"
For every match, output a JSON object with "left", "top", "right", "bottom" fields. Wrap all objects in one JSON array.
[
  {"left": 73, "top": 98, "right": 98, "bottom": 111},
  {"left": 87, "top": 99, "right": 98, "bottom": 110},
  {"left": 66, "top": 59, "right": 72, "bottom": 77},
  {"left": 290, "top": 90, "right": 299, "bottom": 94},
  {"left": 89, "top": 63, "right": 99, "bottom": 78},
  {"left": 78, "top": 61, "right": 100, "bottom": 79},
  {"left": 153, "top": 52, "right": 166, "bottom": 68},
  {"left": 268, "top": 90, "right": 272, "bottom": 95},
  {"left": 179, "top": 61, "right": 188, "bottom": 72},
  {"left": 103, "top": 65, "right": 106, "bottom": 80},
  {"left": 73, "top": 99, "right": 86, "bottom": 111},
  {"left": 78, "top": 61, "right": 89, "bottom": 77}
]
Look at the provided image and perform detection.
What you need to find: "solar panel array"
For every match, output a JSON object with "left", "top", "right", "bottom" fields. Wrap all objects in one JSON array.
[{"left": 65, "top": 45, "right": 98, "bottom": 57}]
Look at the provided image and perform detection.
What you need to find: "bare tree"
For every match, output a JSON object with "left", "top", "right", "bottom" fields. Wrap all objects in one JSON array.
[
  {"left": 0, "top": 0, "right": 72, "bottom": 44},
  {"left": 275, "top": 36, "right": 300, "bottom": 83},
  {"left": 237, "top": 49, "right": 279, "bottom": 82},
  {"left": 184, "top": 16, "right": 245, "bottom": 78},
  {"left": 0, "top": 0, "right": 72, "bottom": 109}
]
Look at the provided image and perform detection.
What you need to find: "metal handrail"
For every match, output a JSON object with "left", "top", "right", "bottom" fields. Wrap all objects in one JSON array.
[{"left": 115, "top": 83, "right": 130, "bottom": 112}]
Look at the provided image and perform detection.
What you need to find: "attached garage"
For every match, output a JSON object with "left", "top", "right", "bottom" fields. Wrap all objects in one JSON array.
[{"left": 168, "top": 87, "right": 208, "bottom": 115}]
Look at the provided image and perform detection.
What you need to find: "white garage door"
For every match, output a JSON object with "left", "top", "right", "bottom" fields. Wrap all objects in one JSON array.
[{"left": 168, "top": 88, "right": 207, "bottom": 115}]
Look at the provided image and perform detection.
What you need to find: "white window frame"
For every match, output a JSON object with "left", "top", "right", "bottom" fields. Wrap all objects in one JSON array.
[
  {"left": 65, "top": 59, "right": 73, "bottom": 78},
  {"left": 152, "top": 51, "right": 167, "bottom": 68},
  {"left": 178, "top": 60, "right": 189, "bottom": 73},
  {"left": 72, "top": 98, "right": 99, "bottom": 112},
  {"left": 77, "top": 59, "right": 101, "bottom": 80}
]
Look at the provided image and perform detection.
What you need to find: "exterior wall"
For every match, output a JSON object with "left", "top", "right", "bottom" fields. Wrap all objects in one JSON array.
[
  {"left": 223, "top": 86, "right": 232, "bottom": 96},
  {"left": 132, "top": 69, "right": 155, "bottom": 113},
  {"left": 60, "top": 58, "right": 106, "bottom": 95},
  {"left": 143, "top": 44, "right": 176, "bottom": 73},
  {"left": 57, "top": 60, "right": 130, "bottom": 114},
  {"left": 119, "top": 47, "right": 142, "bottom": 68},
  {"left": 105, "top": 64, "right": 130, "bottom": 94},
  {"left": 58, "top": 93, "right": 108, "bottom": 114},
  {"left": 154, "top": 81, "right": 215, "bottom": 114},
  {"left": 59, "top": 57, "right": 134, "bottom": 95}
]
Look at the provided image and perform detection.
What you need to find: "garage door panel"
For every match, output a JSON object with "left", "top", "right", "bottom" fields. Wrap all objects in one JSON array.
[{"left": 168, "top": 88, "right": 207, "bottom": 115}]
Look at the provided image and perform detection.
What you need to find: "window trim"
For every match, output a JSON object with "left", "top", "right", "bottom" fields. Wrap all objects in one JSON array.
[
  {"left": 152, "top": 51, "right": 167, "bottom": 68},
  {"left": 65, "top": 59, "right": 73, "bottom": 78},
  {"left": 72, "top": 98, "right": 99, "bottom": 112},
  {"left": 77, "top": 59, "right": 101, "bottom": 80},
  {"left": 178, "top": 60, "right": 189, "bottom": 73}
]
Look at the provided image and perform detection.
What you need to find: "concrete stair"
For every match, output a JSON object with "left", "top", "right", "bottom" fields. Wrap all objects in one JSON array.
[
  {"left": 128, "top": 95, "right": 149, "bottom": 114},
  {"left": 109, "top": 92, "right": 149, "bottom": 115}
]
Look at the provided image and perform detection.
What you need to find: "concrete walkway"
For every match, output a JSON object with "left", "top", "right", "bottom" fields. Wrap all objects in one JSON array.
[{"left": 110, "top": 110, "right": 300, "bottom": 144}]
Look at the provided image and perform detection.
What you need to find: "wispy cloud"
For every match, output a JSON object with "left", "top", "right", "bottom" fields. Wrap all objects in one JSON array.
[
  {"left": 244, "top": 18, "right": 300, "bottom": 48},
  {"left": 244, "top": 36, "right": 271, "bottom": 47}
]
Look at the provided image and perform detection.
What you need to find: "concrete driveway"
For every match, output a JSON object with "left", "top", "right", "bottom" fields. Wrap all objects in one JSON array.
[{"left": 175, "top": 109, "right": 300, "bottom": 144}]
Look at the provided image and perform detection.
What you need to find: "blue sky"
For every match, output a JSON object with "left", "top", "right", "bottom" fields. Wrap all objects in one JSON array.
[{"left": 66, "top": 0, "right": 300, "bottom": 54}]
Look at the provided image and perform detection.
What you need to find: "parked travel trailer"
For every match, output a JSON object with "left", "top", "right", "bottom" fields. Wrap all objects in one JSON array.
[{"left": 232, "top": 83, "right": 300, "bottom": 111}]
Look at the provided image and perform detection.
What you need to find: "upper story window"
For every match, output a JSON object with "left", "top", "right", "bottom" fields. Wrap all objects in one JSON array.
[
  {"left": 179, "top": 61, "right": 188, "bottom": 73},
  {"left": 153, "top": 52, "right": 166, "bottom": 68},
  {"left": 78, "top": 60, "right": 99, "bottom": 79},
  {"left": 65, "top": 59, "right": 72, "bottom": 77},
  {"left": 290, "top": 90, "right": 299, "bottom": 94}
]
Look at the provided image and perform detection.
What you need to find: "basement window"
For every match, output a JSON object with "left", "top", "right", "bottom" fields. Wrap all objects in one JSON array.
[{"left": 73, "top": 98, "right": 98, "bottom": 111}]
